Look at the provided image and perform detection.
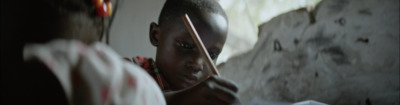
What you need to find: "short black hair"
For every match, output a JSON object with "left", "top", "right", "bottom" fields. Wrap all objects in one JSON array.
[{"left": 158, "top": 0, "right": 227, "bottom": 27}]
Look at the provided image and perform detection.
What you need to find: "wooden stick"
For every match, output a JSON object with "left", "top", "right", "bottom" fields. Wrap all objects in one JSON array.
[{"left": 182, "top": 14, "right": 220, "bottom": 76}]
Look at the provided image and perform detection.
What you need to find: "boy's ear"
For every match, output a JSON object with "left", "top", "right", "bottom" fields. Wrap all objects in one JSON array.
[{"left": 149, "top": 22, "right": 160, "bottom": 47}]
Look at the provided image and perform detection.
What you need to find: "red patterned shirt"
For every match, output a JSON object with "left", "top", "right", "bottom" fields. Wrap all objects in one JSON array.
[{"left": 124, "top": 56, "right": 171, "bottom": 92}]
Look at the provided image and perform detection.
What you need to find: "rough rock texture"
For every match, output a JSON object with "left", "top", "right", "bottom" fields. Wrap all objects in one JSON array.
[{"left": 217, "top": 0, "right": 399, "bottom": 105}]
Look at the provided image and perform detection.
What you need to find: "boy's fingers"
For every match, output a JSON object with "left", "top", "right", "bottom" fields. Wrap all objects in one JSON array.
[
  {"left": 210, "top": 82, "right": 239, "bottom": 104},
  {"left": 209, "top": 75, "right": 239, "bottom": 92}
]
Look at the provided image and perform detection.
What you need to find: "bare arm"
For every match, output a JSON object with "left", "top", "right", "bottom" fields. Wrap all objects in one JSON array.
[{"left": 163, "top": 76, "right": 240, "bottom": 105}]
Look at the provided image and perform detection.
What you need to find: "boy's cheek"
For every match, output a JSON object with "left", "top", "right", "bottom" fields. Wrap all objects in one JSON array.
[{"left": 203, "top": 68, "right": 214, "bottom": 78}]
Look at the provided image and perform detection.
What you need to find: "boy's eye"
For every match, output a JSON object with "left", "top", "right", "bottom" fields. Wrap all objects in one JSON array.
[
  {"left": 209, "top": 53, "right": 218, "bottom": 60},
  {"left": 176, "top": 41, "right": 194, "bottom": 49}
]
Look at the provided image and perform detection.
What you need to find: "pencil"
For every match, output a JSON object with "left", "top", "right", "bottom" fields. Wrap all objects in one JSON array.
[{"left": 182, "top": 13, "right": 220, "bottom": 76}]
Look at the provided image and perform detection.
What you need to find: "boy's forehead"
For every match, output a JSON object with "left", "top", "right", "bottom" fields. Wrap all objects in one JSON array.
[
  {"left": 194, "top": 12, "right": 227, "bottom": 37},
  {"left": 199, "top": 12, "right": 228, "bottom": 36},
  {"left": 161, "top": 10, "right": 228, "bottom": 44},
  {"left": 169, "top": 12, "right": 228, "bottom": 48}
]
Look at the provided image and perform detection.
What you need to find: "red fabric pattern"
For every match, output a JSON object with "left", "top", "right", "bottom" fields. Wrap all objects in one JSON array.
[
  {"left": 125, "top": 56, "right": 171, "bottom": 92},
  {"left": 101, "top": 86, "right": 109, "bottom": 104},
  {"left": 127, "top": 75, "right": 137, "bottom": 89}
]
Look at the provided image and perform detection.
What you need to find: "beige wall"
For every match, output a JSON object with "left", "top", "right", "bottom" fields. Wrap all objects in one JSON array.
[{"left": 109, "top": 0, "right": 165, "bottom": 58}]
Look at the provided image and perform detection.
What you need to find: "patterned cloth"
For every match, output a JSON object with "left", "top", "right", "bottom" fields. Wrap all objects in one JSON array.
[
  {"left": 23, "top": 39, "right": 166, "bottom": 105},
  {"left": 124, "top": 57, "right": 172, "bottom": 92}
]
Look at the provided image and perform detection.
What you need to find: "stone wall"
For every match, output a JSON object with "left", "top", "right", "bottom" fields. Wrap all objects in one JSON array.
[{"left": 218, "top": 0, "right": 399, "bottom": 104}]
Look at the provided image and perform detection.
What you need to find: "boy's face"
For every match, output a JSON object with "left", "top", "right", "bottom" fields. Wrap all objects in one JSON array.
[{"left": 150, "top": 11, "right": 228, "bottom": 90}]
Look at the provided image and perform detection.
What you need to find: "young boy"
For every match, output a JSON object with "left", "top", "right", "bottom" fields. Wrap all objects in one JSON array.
[
  {"left": 127, "top": 0, "right": 241, "bottom": 104},
  {"left": 1, "top": 0, "right": 165, "bottom": 105}
]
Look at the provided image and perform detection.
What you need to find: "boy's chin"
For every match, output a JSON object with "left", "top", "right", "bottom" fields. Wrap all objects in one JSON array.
[
  {"left": 176, "top": 83, "right": 190, "bottom": 90},
  {"left": 174, "top": 82, "right": 196, "bottom": 90}
]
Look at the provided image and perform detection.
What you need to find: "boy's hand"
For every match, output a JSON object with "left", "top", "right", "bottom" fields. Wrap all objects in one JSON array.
[{"left": 166, "top": 76, "right": 241, "bottom": 105}]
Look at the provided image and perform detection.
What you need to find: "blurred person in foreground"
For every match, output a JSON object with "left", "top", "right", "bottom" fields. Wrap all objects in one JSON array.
[{"left": 1, "top": 0, "right": 165, "bottom": 104}]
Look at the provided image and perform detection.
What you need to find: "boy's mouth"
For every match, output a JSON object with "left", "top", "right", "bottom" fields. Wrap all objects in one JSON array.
[{"left": 183, "top": 75, "right": 197, "bottom": 86}]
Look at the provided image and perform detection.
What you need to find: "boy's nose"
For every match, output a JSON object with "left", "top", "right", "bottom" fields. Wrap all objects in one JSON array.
[{"left": 186, "top": 57, "right": 204, "bottom": 73}]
